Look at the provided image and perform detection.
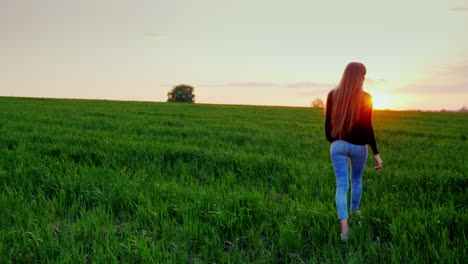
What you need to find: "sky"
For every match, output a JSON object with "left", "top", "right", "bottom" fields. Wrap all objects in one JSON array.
[{"left": 1, "top": 0, "right": 467, "bottom": 110}]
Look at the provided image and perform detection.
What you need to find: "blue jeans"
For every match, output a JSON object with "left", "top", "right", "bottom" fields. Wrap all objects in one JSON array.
[{"left": 330, "top": 140, "right": 368, "bottom": 219}]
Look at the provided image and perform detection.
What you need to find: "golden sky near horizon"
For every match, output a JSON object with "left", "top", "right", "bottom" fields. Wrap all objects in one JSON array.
[{"left": 1, "top": 0, "right": 467, "bottom": 110}]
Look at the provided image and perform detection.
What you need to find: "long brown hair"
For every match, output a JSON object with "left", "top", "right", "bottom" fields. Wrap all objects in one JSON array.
[{"left": 328, "top": 62, "right": 367, "bottom": 139}]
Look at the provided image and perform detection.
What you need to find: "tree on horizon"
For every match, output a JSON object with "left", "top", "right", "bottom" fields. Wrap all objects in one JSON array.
[
  {"left": 311, "top": 98, "right": 324, "bottom": 108},
  {"left": 167, "top": 84, "right": 195, "bottom": 103}
]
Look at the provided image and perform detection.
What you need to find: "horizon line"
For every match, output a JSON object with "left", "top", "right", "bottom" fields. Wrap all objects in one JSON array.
[{"left": 0, "top": 95, "right": 466, "bottom": 113}]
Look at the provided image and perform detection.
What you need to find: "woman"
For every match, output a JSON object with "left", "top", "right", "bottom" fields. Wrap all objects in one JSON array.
[{"left": 325, "top": 62, "right": 383, "bottom": 242}]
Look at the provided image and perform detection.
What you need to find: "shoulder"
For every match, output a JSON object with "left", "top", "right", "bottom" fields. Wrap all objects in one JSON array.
[
  {"left": 362, "top": 91, "right": 373, "bottom": 108},
  {"left": 363, "top": 91, "right": 372, "bottom": 99}
]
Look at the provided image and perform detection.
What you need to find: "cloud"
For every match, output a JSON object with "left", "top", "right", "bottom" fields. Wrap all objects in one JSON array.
[
  {"left": 222, "top": 81, "right": 333, "bottom": 89},
  {"left": 144, "top": 33, "right": 165, "bottom": 38},
  {"left": 296, "top": 91, "right": 327, "bottom": 96},
  {"left": 449, "top": 8, "right": 468, "bottom": 12},
  {"left": 224, "top": 82, "right": 282, "bottom": 87},
  {"left": 397, "top": 83, "right": 468, "bottom": 94},
  {"left": 216, "top": 81, "right": 334, "bottom": 98},
  {"left": 365, "top": 78, "right": 387, "bottom": 88},
  {"left": 394, "top": 62, "right": 468, "bottom": 94},
  {"left": 450, "top": 63, "right": 468, "bottom": 74},
  {"left": 286, "top": 82, "right": 333, "bottom": 89}
]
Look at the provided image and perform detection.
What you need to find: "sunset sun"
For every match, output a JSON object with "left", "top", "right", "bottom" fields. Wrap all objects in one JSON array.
[{"left": 370, "top": 91, "right": 399, "bottom": 110}]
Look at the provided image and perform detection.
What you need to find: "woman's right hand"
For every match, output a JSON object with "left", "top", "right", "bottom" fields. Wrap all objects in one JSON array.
[{"left": 374, "top": 154, "right": 383, "bottom": 170}]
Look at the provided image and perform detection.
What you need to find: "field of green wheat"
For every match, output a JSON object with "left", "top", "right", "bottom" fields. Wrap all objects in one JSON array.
[{"left": 0, "top": 97, "right": 466, "bottom": 263}]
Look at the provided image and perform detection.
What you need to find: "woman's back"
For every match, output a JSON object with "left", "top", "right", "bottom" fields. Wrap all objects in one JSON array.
[{"left": 325, "top": 90, "right": 378, "bottom": 154}]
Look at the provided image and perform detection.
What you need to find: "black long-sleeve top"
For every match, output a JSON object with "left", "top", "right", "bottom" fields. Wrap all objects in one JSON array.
[{"left": 325, "top": 90, "right": 379, "bottom": 154}]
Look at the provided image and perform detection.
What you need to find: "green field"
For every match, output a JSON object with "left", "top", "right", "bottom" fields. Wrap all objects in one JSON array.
[{"left": 0, "top": 97, "right": 466, "bottom": 263}]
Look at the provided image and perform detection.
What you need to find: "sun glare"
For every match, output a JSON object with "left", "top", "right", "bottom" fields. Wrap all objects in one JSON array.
[{"left": 370, "top": 91, "right": 398, "bottom": 110}]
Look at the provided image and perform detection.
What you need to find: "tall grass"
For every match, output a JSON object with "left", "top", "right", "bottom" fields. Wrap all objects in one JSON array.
[{"left": 0, "top": 97, "right": 466, "bottom": 263}]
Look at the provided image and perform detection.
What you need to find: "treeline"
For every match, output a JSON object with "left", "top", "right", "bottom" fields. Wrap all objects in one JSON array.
[{"left": 408, "top": 106, "right": 468, "bottom": 112}]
